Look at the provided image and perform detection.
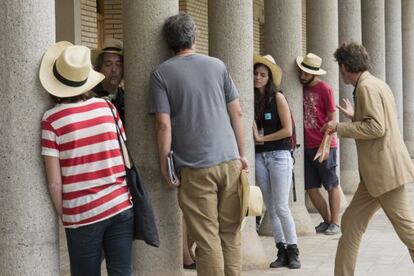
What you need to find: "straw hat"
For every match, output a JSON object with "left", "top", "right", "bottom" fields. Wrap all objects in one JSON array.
[
  {"left": 296, "top": 53, "right": 327, "bottom": 75},
  {"left": 239, "top": 170, "right": 263, "bottom": 230},
  {"left": 39, "top": 41, "right": 105, "bottom": 98},
  {"left": 254, "top": 54, "right": 283, "bottom": 87},
  {"left": 91, "top": 38, "right": 123, "bottom": 66}
]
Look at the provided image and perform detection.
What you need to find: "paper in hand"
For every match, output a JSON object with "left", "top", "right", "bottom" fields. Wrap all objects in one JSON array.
[{"left": 167, "top": 151, "right": 178, "bottom": 183}]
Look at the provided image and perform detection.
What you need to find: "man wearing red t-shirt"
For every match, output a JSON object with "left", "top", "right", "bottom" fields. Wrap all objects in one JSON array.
[{"left": 296, "top": 53, "right": 341, "bottom": 235}]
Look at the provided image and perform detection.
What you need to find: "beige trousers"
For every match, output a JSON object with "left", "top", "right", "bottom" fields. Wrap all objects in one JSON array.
[
  {"left": 179, "top": 159, "right": 242, "bottom": 276},
  {"left": 335, "top": 183, "right": 414, "bottom": 276}
]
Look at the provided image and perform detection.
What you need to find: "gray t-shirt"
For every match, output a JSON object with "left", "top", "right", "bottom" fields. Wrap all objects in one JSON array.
[{"left": 150, "top": 53, "right": 240, "bottom": 169}]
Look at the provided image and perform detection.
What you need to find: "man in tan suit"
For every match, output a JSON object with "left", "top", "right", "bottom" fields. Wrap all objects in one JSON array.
[{"left": 323, "top": 42, "right": 414, "bottom": 276}]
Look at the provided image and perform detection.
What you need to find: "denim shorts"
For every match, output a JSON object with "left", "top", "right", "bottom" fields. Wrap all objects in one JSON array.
[{"left": 304, "top": 147, "right": 339, "bottom": 191}]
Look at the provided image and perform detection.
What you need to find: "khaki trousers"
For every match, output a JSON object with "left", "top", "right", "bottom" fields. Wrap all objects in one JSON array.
[
  {"left": 335, "top": 183, "right": 414, "bottom": 276},
  {"left": 179, "top": 160, "right": 242, "bottom": 276}
]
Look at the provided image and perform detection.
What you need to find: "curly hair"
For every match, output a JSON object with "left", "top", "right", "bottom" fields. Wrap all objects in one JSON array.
[
  {"left": 163, "top": 13, "right": 197, "bottom": 53},
  {"left": 334, "top": 42, "right": 371, "bottom": 73}
]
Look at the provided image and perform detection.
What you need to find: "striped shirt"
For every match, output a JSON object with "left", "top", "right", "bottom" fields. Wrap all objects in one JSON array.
[{"left": 41, "top": 97, "right": 132, "bottom": 228}]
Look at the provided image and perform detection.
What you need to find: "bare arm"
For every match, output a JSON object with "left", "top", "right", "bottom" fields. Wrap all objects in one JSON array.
[
  {"left": 253, "top": 93, "right": 292, "bottom": 143},
  {"left": 227, "top": 98, "right": 249, "bottom": 171},
  {"left": 155, "top": 112, "right": 179, "bottom": 188},
  {"left": 327, "top": 110, "right": 336, "bottom": 122},
  {"left": 43, "top": 156, "right": 62, "bottom": 217}
]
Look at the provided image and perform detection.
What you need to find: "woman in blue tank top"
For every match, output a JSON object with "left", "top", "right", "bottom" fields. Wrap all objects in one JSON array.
[{"left": 253, "top": 54, "right": 301, "bottom": 269}]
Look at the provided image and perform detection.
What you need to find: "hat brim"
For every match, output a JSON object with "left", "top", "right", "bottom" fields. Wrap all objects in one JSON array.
[
  {"left": 239, "top": 171, "right": 250, "bottom": 223},
  {"left": 91, "top": 49, "right": 123, "bottom": 67},
  {"left": 254, "top": 54, "right": 283, "bottom": 87},
  {"left": 247, "top": 186, "right": 263, "bottom": 217},
  {"left": 39, "top": 41, "right": 105, "bottom": 98},
  {"left": 296, "top": 56, "right": 327, "bottom": 75}
]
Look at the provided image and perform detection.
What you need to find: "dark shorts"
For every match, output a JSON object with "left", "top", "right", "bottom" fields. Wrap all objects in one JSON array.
[{"left": 304, "top": 147, "right": 339, "bottom": 191}]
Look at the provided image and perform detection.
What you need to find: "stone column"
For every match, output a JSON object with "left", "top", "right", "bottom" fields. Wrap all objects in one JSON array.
[
  {"left": 306, "top": 0, "right": 348, "bottom": 211},
  {"left": 362, "top": 0, "right": 386, "bottom": 79},
  {"left": 338, "top": 0, "right": 361, "bottom": 195},
  {"left": 386, "top": 0, "right": 403, "bottom": 133},
  {"left": 0, "top": 1, "right": 59, "bottom": 275},
  {"left": 123, "top": 1, "right": 181, "bottom": 275},
  {"left": 208, "top": 0, "right": 267, "bottom": 270},
  {"left": 262, "top": 0, "right": 314, "bottom": 236},
  {"left": 402, "top": 0, "right": 414, "bottom": 157}
]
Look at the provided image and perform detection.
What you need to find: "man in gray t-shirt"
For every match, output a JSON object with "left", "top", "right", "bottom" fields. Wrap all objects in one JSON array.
[{"left": 150, "top": 13, "right": 248, "bottom": 276}]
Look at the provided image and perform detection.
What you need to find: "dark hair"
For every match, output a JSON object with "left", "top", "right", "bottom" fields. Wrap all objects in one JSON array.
[
  {"left": 50, "top": 91, "right": 94, "bottom": 104},
  {"left": 163, "top": 13, "right": 197, "bottom": 53},
  {"left": 254, "top": 63, "right": 277, "bottom": 122},
  {"left": 94, "top": 52, "right": 124, "bottom": 72},
  {"left": 334, "top": 42, "right": 371, "bottom": 73}
]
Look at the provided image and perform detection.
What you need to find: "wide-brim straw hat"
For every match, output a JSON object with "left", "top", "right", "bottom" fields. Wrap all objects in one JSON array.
[
  {"left": 296, "top": 53, "right": 327, "bottom": 75},
  {"left": 239, "top": 170, "right": 263, "bottom": 231},
  {"left": 91, "top": 38, "right": 123, "bottom": 66},
  {"left": 39, "top": 41, "right": 105, "bottom": 98},
  {"left": 254, "top": 54, "right": 283, "bottom": 87}
]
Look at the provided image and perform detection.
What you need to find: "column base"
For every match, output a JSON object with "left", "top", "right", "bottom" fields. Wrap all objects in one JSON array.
[
  {"left": 405, "top": 140, "right": 414, "bottom": 158},
  {"left": 340, "top": 169, "right": 359, "bottom": 195},
  {"left": 291, "top": 204, "right": 315, "bottom": 235},
  {"left": 241, "top": 218, "right": 268, "bottom": 270},
  {"left": 257, "top": 211, "right": 273, "bottom": 237}
]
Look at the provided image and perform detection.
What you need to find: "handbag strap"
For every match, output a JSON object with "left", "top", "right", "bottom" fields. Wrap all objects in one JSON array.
[{"left": 105, "top": 100, "right": 135, "bottom": 168}]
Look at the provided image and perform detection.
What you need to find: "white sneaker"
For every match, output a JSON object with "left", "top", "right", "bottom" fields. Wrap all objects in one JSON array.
[{"left": 325, "top": 223, "right": 340, "bottom": 235}]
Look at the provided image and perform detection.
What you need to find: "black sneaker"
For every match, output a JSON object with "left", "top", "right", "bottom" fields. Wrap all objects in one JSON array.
[{"left": 315, "top": 221, "right": 330, "bottom": 233}]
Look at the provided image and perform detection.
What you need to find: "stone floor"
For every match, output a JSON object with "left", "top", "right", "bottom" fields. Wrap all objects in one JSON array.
[{"left": 61, "top": 185, "right": 414, "bottom": 275}]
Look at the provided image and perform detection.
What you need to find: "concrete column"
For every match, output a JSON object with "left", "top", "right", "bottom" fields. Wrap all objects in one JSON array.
[
  {"left": 338, "top": 0, "right": 361, "bottom": 195},
  {"left": 208, "top": 0, "right": 267, "bottom": 270},
  {"left": 402, "top": 0, "right": 414, "bottom": 157},
  {"left": 386, "top": 0, "right": 403, "bottom": 133},
  {"left": 262, "top": 0, "right": 314, "bottom": 236},
  {"left": 306, "top": 0, "right": 348, "bottom": 211},
  {"left": 0, "top": 1, "right": 59, "bottom": 275},
  {"left": 362, "top": 0, "right": 386, "bottom": 79},
  {"left": 123, "top": 2, "right": 181, "bottom": 276}
]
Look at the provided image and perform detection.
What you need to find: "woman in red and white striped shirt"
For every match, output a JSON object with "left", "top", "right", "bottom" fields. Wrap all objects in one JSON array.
[{"left": 40, "top": 41, "right": 133, "bottom": 276}]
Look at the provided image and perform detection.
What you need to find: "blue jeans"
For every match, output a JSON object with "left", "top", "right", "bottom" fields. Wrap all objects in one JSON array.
[
  {"left": 65, "top": 208, "right": 134, "bottom": 276},
  {"left": 255, "top": 150, "right": 298, "bottom": 245}
]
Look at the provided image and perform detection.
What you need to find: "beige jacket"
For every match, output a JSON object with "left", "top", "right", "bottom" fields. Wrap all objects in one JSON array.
[{"left": 337, "top": 71, "right": 414, "bottom": 197}]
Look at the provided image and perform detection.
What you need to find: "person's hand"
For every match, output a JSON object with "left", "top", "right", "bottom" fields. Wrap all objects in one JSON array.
[
  {"left": 321, "top": 120, "right": 338, "bottom": 135},
  {"left": 239, "top": 156, "right": 250, "bottom": 173},
  {"left": 161, "top": 168, "right": 181, "bottom": 189},
  {"left": 337, "top": 98, "right": 354, "bottom": 119},
  {"left": 252, "top": 122, "right": 263, "bottom": 143}
]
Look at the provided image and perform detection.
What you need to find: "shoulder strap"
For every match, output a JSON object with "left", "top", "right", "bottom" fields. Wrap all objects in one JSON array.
[{"left": 105, "top": 100, "right": 133, "bottom": 168}]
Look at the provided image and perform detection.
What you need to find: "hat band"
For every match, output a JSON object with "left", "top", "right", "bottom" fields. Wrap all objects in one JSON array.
[
  {"left": 301, "top": 62, "right": 320, "bottom": 71},
  {"left": 102, "top": 47, "right": 122, "bottom": 52},
  {"left": 53, "top": 62, "right": 88, "bottom": 87}
]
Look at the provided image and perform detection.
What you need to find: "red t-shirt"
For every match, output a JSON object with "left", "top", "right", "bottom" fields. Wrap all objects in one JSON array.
[{"left": 303, "top": 80, "right": 337, "bottom": 148}]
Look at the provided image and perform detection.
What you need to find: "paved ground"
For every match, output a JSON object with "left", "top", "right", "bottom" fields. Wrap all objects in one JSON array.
[{"left": 60, "top": 185, "right": 414, "bottom": 275}]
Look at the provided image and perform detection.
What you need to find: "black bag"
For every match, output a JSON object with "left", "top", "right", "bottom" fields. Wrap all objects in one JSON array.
[
  {"left": 125, "top": 165, "right": 160, "bottom": 247},
  {"left": 106, "top": 100, "right": 160, "bottom": 247}
]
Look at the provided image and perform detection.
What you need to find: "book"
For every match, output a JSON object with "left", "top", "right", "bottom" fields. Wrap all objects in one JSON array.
[{"left": 167, "top": 151, "right": 178, "bottom": 183}]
